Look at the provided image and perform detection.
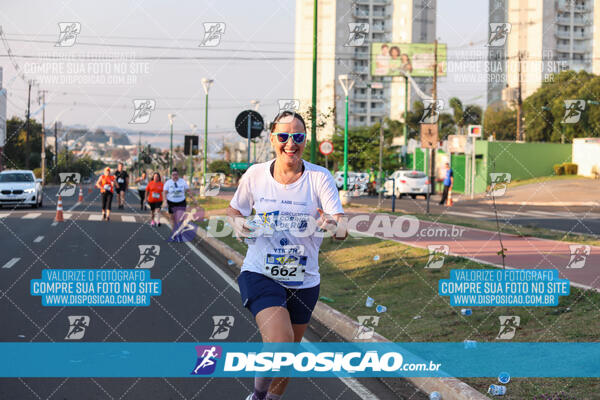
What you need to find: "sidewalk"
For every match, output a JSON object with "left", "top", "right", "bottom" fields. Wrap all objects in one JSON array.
[{"left": 347, "top": 211, "right": 600, "bottom": 291}]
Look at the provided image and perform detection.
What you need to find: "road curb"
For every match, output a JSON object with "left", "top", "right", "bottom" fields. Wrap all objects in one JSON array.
[
  {"left": 482, "top": 200, "right": 600, "bottom": 206},
  {"left": 194, "top": 226, "right": 488, "bottom": 400}
]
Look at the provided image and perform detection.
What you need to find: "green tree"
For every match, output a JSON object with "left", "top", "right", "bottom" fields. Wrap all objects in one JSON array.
[
  {"left": 3, "top": 116, "right": 47, "bottom": 170},
  {"left": 209, "top": 160, "right": 231, "bottom": 175},
  {"left": 483, "top": 106, "right": 517, "bottom": 140},
  {"left": 448, "top": 97, "right": 482, "bottom": 135}
]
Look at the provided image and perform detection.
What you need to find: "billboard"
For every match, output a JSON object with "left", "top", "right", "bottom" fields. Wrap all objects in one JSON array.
[{"left": 371, "top": 43, "right": 447, "bottom": 77}]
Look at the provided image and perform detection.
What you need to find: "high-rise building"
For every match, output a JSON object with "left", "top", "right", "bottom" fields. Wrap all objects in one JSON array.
[
  {"left": 490, "top": 0, "right": 599, "bottom": 103},
  {"left": 294, "top": 0, "right": 437, "bottom": 140},
  {"left": 0, "top": 67, "right": 7, "bottom": 171}
]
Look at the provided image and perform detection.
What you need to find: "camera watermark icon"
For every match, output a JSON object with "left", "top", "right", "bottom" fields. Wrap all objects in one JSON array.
[
  {"left": 209, "top": 316, "right": 234, "bottom": 340},
  {"left": 199, "top": 22, "right": 225, "bottom": 47},
  {"left": 55, "top": 22, "right": 81, "bottom": 47},
  {"left": 420, "top": 100, "right": 444, "bottom": 124},
  {"left": 496, "top": 316, "right": 520, "bottom": 340},
  {"left": 129, "top": 99, "right": 156, "bottom": 124},
  {"left": 425, "top": 244, "right": 449, "bottom": 269},
  {"left": 562, "top": 100, "right": 586, "bottom": 124},
  {"left": 136, "top": 245, "right": 160, "bottom": 269},
  {"left": 345, "top": 23, "right": 369, "bottom": 46},
  {"left": 203, "top": 173, "right": 225, "bottom": 197},
  {"left": 566, "top": 244, "right": 591, "bottom": 269},
  {"left": 353, "top": 316, "right": 380, "bottom": 340},
  {"left": 57, "top": 172, "right": 80, "bottom": 197},
  {"left": 487, "top": 173, "right": 511, "bottom": 197},
  {"left": 278, "top": 99, "right": 300, "bottom": 113},
  {"left": 487, "top": 23, "right": 511, "bottom": 47},
  {"left": 65, "top": 315, "right": 90, "bottom": 340}
]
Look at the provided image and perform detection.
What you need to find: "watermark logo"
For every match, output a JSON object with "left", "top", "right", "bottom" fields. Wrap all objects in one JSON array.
[
  {"left": 353, "top": 316, "right": 380, "bottom": 340},
  {"left": 496, "top": 316, "right": 520, "bottom": 340},
  {"left": 209, "top": 316, "right": 234, "bottom": 340},
  {"left": 487, "top": 23, "right": 511, "bottom": 47},
  {"left": 420, "top": 100, "right": 444, "bottom": 124},
  {"left": 57, "top": 172, "right": 81, "bottom": 197},
  {"left": 136, "top": 245, "right": 160, "bottom": 269},
  {"left": 562, "top": 100, "right": 586, "bottom": 123},
  {"left": 169, "top": 207, "right": 204, "bottom": 242},
  {"left": 129, "top": 99, "right": 156, "bottom": 124},
  {"left": 487, "top": 173, "right": 511, "bottom": 197},
  {"left": 203, "top": 173, "right": 225, "bottom": 197},
  {"left": 425, "top": 245, "right": 449, "bottom": 269},
  {"left": 199, "top": 22, "right": 225, "bottom": 47},
  {"left": 65, "top": 315, "right": 89, "bottom": 340},
  {"left": 191, "top": 345, "right": 222, "bottom": 375},
  {"left": 566, "top": 244, "right": 590, "bottom": 269},
  {"left": 345, "top": 23, "right": 369, "bottom": 46},
  {"left": 278, "top": 99, "right": 300, "bottom": 113},
  {"left": 55, "top": 22, "right": 81, "bottom": 47}
]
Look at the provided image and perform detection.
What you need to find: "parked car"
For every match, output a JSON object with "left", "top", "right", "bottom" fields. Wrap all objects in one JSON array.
[
  {"left": 384, "top": 170, "right": 430, "bottom": 199},
  {"left": 0, "top": 170, "right": 43, "bottom": 208}
]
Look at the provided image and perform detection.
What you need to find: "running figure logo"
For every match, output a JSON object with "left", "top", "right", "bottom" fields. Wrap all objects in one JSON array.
[
  {"left": 191, "top": 345, "right": 222, "bottom": 375},
  {"left": 136, "top": 245, "right": 160, "bottom": 269},
  {"left": 169, "top": 207, "right": 204, "bottom": 242},
  {"left": 278, "top": 99, "right": 300, "bottom": 113},
  {"left": 346, "top": 23, "right": 370, "bottom": 46},
  {"left": 487, "top": 23, "right": 511, "bottom": 47},
  {"left": 425, "top": 245, "right": 449, "bottom": 269},
  {"left": 487, "top": 173, "right": 511, "bottom": 197},
  {"left": 58, "top": 172, "right": 81, "bottom": 197},
  {"left": 129, "top": 99, "right": 156, "bottom": 124},
  {"left": 420, "top": 100, "right": 444, "bottom": 124},
  {"left": 199, "top": 23, "right": 225, "bottom": 47},
  {"left": 203, "top": 173, "right": 225, "bottom": 197},
  {"left": 566, "top": 245, "right": 591, "bottom": 269},
  {"left": 562, "top": 100, "right": 586, "bottom": 123},
  {"left": 65, "top": 316, "right": 90, "bottom": 340},
  {"left": 209, "top": 316, "right": 235, "bottom": 340},
  {"left": 353, "top": 316, "right": 380, "bottom": 340},
  {"left": 496, "top": 316, "right": 520, "bottom": 340},
  {"left": 56, "top": 22, "right": 81, "bottom": 47}
]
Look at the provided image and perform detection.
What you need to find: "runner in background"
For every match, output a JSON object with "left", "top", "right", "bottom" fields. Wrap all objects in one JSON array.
[
  {"left": 114, "top": 162, "right": 129, "bottom": 209},
  {"left": 163, "top": 168, "right": 189, "bottom": 226},
  {"left": 135, "top": 171, "right": 149, "bottom": 211},
  {"left": 95, "top": 167, "right": 115, "bottom": 221},
  {"left": 145, "top": 172, "right": 164, "bottom": 227}
]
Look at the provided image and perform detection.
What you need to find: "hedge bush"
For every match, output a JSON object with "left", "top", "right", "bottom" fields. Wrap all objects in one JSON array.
[{"left": 553, "top": 164, "right": 565, "bottom": 176}]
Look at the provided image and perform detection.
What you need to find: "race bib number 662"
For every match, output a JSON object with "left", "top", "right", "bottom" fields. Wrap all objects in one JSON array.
[{"left": 264, "top": 253, "right": 307, "bottom": 286}]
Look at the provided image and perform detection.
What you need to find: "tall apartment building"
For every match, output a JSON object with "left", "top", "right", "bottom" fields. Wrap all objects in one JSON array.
[
  {"left": 0, "top": 67, "right": 6, "bottom": 171},
  {"left": 294, "top": 0, "right": 436, "bottom": 140},
  {"left": 489, "top": 0, "right": 600, "bottom": 103}
]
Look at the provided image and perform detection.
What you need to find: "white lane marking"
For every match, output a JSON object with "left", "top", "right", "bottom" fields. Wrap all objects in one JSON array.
[
  {"left": 88, "top": 214, "right": 103, "bottom": 221},
  {"left": 121, "top": 215, "right": 136, "bottom": 223},
  {"left": 67, "top": 202, "right": 79, "bottom": 212},
  {"left": 22, "top": 213, "right": 41, "bottom": 219},
  {"left": 528, "top": 210, "right": 557, "bottom": 217},
  {"left": 179, "top": 225, "right": 380, "bottom": 400},
  {"left": 0, "top": 213, "right": 10, "bottom": 218},
  {"left": 33, "top": 236, "right": 44, "bottom": 243},
  {"left": 2, "top": 257, "right": 20, "bottom": 269},
  {"left": 446, "top": 211, "right": 484, "bottom": 218}
]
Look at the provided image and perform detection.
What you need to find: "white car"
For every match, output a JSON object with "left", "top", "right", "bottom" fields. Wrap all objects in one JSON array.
[
  {"left": 333, "top": 171, "right": 368, "bottom": 192},
  {"left": 0, "top": 170, "right": 43, "bottom": 208},
  {"left": 384, "top": 170, "right": 431, "bottom": 199}
]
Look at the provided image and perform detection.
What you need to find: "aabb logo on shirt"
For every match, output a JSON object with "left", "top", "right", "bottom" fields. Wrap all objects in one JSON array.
[{"left": 191, "top": 345, "right": 222, "bottom": 375}]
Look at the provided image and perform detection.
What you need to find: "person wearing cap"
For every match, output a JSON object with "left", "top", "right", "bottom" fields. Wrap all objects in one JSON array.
[{"left": 95, "top": 167, "right": 116, "bottom": 221}]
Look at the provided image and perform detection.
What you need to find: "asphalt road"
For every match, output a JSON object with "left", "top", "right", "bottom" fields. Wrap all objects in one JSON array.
[{"left": 0, "top": 186, "right": 422, "bottom": 400}]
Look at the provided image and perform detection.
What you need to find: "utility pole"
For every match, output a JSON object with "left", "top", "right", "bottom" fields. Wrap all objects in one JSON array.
[
  {"left": 377, "top": 118, "right": 384, "bottom": 209},
  {"left": 54, "top": 121, "right": 58, "bottom": 180},
  {"left": 39, "top": 89, "right": 47, "bottom": 184},
  {"left": 310, "top": 0, "right": 318, "bottom": 163},
  {"left": 517, "top": 51, "right": 523, "bottom": 141},
  {"left": 426, "top": 40, "right": 438, "bottom": 214},
  {"left": 25, "top": 80, "right": 32, "bottom": 170}
]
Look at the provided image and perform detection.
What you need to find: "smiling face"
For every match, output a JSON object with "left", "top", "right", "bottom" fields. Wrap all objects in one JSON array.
[
  {"left": 171, "top": 170, "right": 179, "bottom": 181},
  {"left": 270, "top": 116, "right": 306, "bottom": 167}
]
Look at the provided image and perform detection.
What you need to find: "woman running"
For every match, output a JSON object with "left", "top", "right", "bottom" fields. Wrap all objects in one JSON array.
[
  {"left": 163, "top": 168, "right": 189, "bottom": 226},
  {"left": 95, "top": 167, "right": 115, "bottom": 221},
  {"left": 227, "top": 111, "right": 347, "bottom": 400},
  {"left": 135, "top": 171, "right": 149, "bottom": 210},
  {"left": 145, "top": 172, "right": 164, "bottom": 226}
]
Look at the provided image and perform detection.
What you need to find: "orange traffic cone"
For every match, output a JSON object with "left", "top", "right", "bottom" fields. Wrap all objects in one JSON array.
[
  {"left": 446, "top": 190, "right": 453, "bottom": 206},
  {"left": 55, "top": 196, "right": 64, "bottom": 222},
  {"left": 78, "top": 187, "right": 84, "bottom": 202}
]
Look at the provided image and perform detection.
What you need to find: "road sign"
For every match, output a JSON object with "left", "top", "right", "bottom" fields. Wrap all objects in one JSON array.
[
  {"left": 319, "top": 140, "right": 333, "bottom": 156},
  {"left": 235, "top": 110, "right": 264, "bottom": 139},
  {"left": 184, "top": 135, "right": 199, "bottom": 154},
  {"left": 420, "top": 123, "right": 439, "bottom": 149},
  {"left": 230, "top": 162, "right": 251, "bottom": 170},
  {"left": 468, "top": 125, "right": 482, "bottom": 137}
]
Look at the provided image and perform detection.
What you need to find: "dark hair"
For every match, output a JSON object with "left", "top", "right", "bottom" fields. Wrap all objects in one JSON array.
[
  {"left": 152, "top": 172, "right": 161, "bottom": 182},
  {"left": 172, "top": 168, "right": 178, "bottom": 173},
  {"left": 270, "top": 111, "right": 307, "bottom": 133},
  {"left": 390, "top": 46, "right": 401, "bottom": 57}
]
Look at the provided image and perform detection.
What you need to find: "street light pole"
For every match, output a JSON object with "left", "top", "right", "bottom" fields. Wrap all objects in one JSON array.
[
  {"left": 251, "top": 100, "right": 260, "bottom": 163},
  {"left": 190, "top": 123, "right": 197, "bottom": 185},
  {"left": 168, "top": 113, "right": 176, "bottom": 174},
  {"left": 338, "top": 75, "right": 355, "bottom": 191},
  {"left": 310, "top": 0, "right": 318, "bottom": 163},
  {"left": 201, "top": 78, "right": 214, "bottom": 190}
]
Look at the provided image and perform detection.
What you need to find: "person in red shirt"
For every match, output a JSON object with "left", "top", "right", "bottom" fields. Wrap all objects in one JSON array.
[
  {"left": 95, "top": 167, "right": 115, "bottom": 221},
  {"left": 145, "top": 172, "right": 164, "bottom": 227}
]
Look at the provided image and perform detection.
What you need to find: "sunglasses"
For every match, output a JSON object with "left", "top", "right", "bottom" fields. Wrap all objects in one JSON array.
[{"left": 273, "top": 132, "right": 306, "bottom": 144}]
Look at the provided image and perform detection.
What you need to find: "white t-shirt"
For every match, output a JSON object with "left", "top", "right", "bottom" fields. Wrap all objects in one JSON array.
[
  {"left": 164, "top": 178, "right": 188, "bottom": 202},
  {"left": 230, "top": 160, "right": 344, "bottom": 289}
]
